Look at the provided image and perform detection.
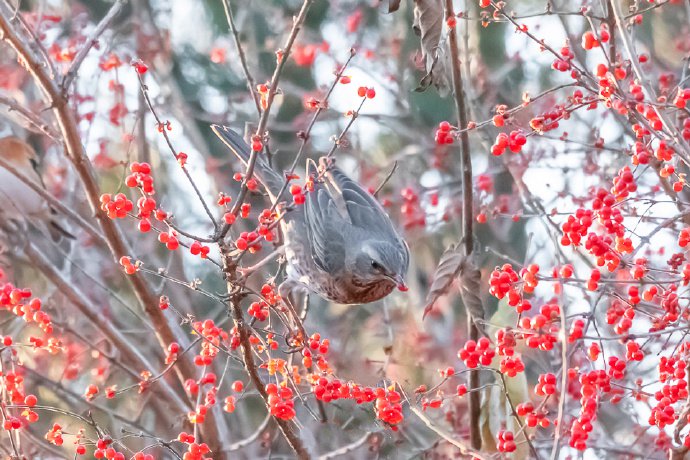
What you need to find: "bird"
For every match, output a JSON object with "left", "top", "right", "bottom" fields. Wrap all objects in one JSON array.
[
  {"left": 0, "top": 136, "right": 73, "bottom": 241},
  {"left": 212, "top": 125, "right": 410, "bottom": 306}
]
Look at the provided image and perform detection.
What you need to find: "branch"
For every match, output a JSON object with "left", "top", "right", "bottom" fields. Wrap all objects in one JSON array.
[
  {"left": 0, "top": 95, "right": 59, "bottom": 139},
  {"left": 0, "top": 7, "right": 225, "bottom": 456},
  {"left": 318, "top": 432, "right": 379, "bottom": 460},
  {"left": 61, "top": 0, "right": 126, "bottom": 92},
  {"left": 220, "top": 242, "right": 311, "bottom": 459},
  {"left": 444, "top": 0, "right": 482, "bottom": 450},
  {"left": 0, "top": 153, "right": 107, "bottom": 246},
  {"left": 409, "top": 404, "right": 488, "bottom": 459},
  {"left": 217, "top": 0, "right": 314, "bottom": 240},
  {"left": 23, "top": 241, "right": 190, "bottom": 414},
  {"left": 220, "top": 0, "right": 261, "bottom": 115},
  {"left": 136, "top": 72, "right": 219, "bottom": 230}
]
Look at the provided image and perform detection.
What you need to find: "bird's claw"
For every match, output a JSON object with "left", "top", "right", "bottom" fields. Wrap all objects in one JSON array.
[{"left": 283, "top": 327, "right": 306, "bottom": 353}]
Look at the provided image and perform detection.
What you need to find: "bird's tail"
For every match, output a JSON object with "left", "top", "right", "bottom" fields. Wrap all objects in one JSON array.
[{"left": 211, "top": 125, "right": 284, "bottom": 199}]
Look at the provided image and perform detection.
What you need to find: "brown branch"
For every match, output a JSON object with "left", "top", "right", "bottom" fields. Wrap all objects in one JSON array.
[
  {"left": 0, "top": 7, "right": 224, "bottom": 456},
  {"left": 220, "top": 242, "right": 310, "bottom": 459},
  {"left": 409, "top": 404, "right": 488, "bottom": 459},
  {"left": 23, "top": 241, "right": 190, "bottom": 413},
  {"left": 0, "top": 95, "right": 59, "bottom": 139},
  {"left": 61, "top": 0, "right": 126, "bottom": 92},
  {"left": 318, "top": 432, "right": 379, "bottom": 460},
  {"left": 444, "top": 0, "right": 481, "bottom": 450}
]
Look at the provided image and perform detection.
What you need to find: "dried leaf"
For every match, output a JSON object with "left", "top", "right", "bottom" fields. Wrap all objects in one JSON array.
[
  {"left": 459, "top": 259, "right": 484, "bottom": 321},
  {"left": 412, "top": 0, "right": 449, "bottom": 94},
  {"left": 423, "top": 245, "right": 485, "bottom": 322},
  {"left": 387, "top": 0, "right": 402, "bottom": 13},
  {"left": 423, "top": 244, "right": 465, "bottom": 318}
]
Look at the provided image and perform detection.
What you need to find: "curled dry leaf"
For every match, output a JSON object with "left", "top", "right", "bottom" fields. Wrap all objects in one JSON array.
[
  {"left": 387, "top": 0, "right": 402, "bottom": 13},
  {"left": 412, "top": 0, "right": 449, "bottom": 94},
  {"left": 459, "top": 259, "right": 484, "bottom": 321},
  {"left": 423, "top": 244, "right": 484, "bottom": 321},
  {"left": 423, "top": 244, "right": 464, "bottom": 318}
]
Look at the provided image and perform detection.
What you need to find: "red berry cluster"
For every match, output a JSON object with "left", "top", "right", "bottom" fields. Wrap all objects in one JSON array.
[
  {"left": 0, "top": 284, "right": 52, "bottom": 333},
  {"left": 192, "top": 319, "right": 227, "bottom": 366},
  {"left": 568, "top": 318, "right": 585, "bottom": 343},
  {"left": 552, "top": 43, "right": 574, "bottom": 72},
  {"left": 165, "top": 342, "right": 180, "bottom": 365},
  {"left": 519, "top": 263, "right": 539, "bottom": 294},
  {"left": 491, "top": 130, "right": 526, "bottom": 156},
  {"left": 488, "top": 264, "right": 519, "bottom": 301},
  {"left": 100, "top": 193, "right": 133, "bottom": 219},
  {"left": 267, "top": 383, "right": 296, "bottom": 420},
  {"left": 500, "top": 355, "right": 526, "bottom": 377},
  {"left": 516, "top": 401, "right": 550, "bottom": 428},
  {"left": 177, "top": 432, "right": 212, "bottom": 460},
  {"left": 570, "top": 370, "right": 611, "bottom": 450},
  {"left": 235, "top": 230, "right": 262, "bottom": 253},
  {"left": 497, "top": 430, "right": 516, "bottom": 452},
  {"left": 125, "top": 162, "right": 154, "bottom": 194},
  {"left": 458, "top": 337, "right": 495, "bottom": 368},
  {"left": 561, "top": 208, "right": 593, "bottom": 246},
  {"left": 611, "top": 166, "right": 637, "bottom": 200},
  {"left": 518, "top": 303, "right": 560, "bottom": 351},
  {"left": 158, "top": 230, "right": 180, "bottom": 250},
  {"left": 400, "top": 187, "right": 426, "bottom": 229},
  {"left": 434, "top": 121, "right": 454, "bottom": 145},
  {"left": 190, "top": 241, "right": 210, "bottom": 258},
  {"left": 679, "top": 227, "right": 690, "bottom": 247},
  {"left": 374, "top": 386, "right": 403, "bottom": 429},
  {"left": 535, "top": 373, "right": 557, "bottom": 396},
  {"left": 290, "top": 183, "right": 306, "bottom": 205},
  {"left": 94, "top": 437, "right": 125, "bottom": 459}
]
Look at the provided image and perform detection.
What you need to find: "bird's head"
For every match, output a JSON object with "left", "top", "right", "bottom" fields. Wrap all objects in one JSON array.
[{"left": 352, "top": 240, "right": 409, "bottom": 291}]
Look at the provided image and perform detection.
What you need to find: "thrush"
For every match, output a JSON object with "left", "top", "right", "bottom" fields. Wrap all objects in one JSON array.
[
  {"left": 212, "top": 125, "right": 410, "bottom": 306},
  {"left": 0, "top": 136, "right": 73, "bottom": 241}
]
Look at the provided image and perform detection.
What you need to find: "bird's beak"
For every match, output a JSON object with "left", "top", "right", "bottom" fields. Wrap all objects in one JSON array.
[{"left": 389, "top": 274, "right": 408, "bottom": 292}]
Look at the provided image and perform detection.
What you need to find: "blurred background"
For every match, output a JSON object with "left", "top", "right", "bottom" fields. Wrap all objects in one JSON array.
[{"left": 2, "top": 0, "right": 690, "bottom": 458}]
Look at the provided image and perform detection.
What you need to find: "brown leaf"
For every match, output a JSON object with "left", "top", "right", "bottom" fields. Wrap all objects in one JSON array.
[
  {"left": 412, "top": 0, "right": 449, "bottom": 94},
  {"left": 423, "top": 244, "right": 465, "bottom": 318},
  {"left": 387, "top": 0, "right": 402, "bottom": 13},
  {"left": 459, "top": 259, "right": 484, "bottom": 321},
  {"left": 423, "top": 245, "right": 485, "bottom": 322}
]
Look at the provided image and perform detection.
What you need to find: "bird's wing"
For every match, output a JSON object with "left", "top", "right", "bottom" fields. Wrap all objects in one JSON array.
[
  {"left": 304, "top": 180, "right": 348, "bottom": 274},
  {"left": 211, "top": 125, "right": 284, "bottom": 198},
  {"left": 324, "top": 167, "right": 399, "bottom": 241}
]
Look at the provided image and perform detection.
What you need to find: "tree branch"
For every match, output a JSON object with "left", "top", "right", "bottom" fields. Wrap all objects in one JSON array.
[{"left": 444, "top": 0, "right": 481, "bottom": 450}]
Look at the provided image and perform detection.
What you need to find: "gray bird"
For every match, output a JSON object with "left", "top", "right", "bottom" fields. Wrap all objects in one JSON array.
[{"left": 212, "top": 125, "right": 410, "bottom": 305}]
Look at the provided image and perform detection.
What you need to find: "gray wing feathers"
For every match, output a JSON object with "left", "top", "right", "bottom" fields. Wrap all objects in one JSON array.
[
  {"left": 211, "top": 125, "right": 283, "bottom": 197},
  {"left": 327, "top": 167, "right": 398, "bottom": 240},
  {"left": 305, "top": 187, "right": 346, "bottom": 274}
]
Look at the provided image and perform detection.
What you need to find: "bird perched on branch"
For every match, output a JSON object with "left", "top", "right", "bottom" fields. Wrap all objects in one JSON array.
[
  {"left": 212, "top": 125, "right": 410, "bottom": 306},
  {"left": 0, "top": 136, "right": 73, "bottom": 241}
]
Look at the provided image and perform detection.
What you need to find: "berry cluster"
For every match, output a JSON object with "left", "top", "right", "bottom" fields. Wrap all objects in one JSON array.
[
  {"left": 434, "top": 121, "right": 454, "bottom": 145},
  {"left": 458, "top": 337, "right": 495, "bottom": 368}
]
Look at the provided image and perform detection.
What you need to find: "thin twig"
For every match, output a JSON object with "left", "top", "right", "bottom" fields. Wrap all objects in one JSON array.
[
  {"left": 61, "top": 0, "right": 126, "bottom": 92},
  {"left": 220, "top": 0, "right": 261, "bottom": 115},
  {"left": 0, "top": 154, "right": 107, "bottom": 246},
  {"left": 217, "top": 0, "right": 314, "bottom": 240}
]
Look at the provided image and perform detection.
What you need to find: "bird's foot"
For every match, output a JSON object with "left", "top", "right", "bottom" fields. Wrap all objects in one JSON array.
[{"left": 283, "top": 326, "right": 307, "bottom": 353}]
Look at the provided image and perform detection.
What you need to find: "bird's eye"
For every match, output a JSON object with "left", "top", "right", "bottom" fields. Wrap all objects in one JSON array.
[{"left": 371, "top": 260, "right": 383, "bottom": 272}]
